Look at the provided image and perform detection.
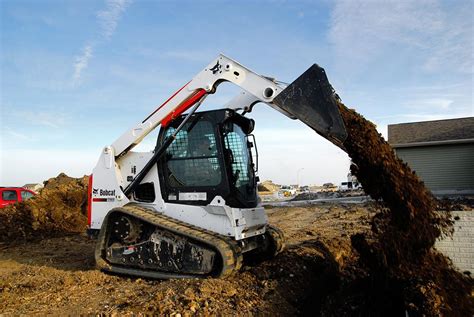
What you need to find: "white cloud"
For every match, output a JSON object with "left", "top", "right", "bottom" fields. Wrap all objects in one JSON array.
[
  {"left": 97, "top": 0, "right": 132, "bottom": 40},
  {"left": 72, "top": 0, "right": 132, "bottom": 85},
  {"left": 421, "top": 5, "right": 473, "bottom": 74},
  {"left": 330, "top": 0, "right": 440, "bottom": 58},
  {"left": 73, "top": 44, "right": 94, "bottom": 85},
  {"left": 3, "top": 128, "right": 34, "bottom": 142},
  {"left": 10, "top": 109, "right": 69, "bottom": 129},
  {"left": 329, "top": 0, "right": 472, "bottom": 73},
  {"left": 402, "top": 98, "right": 453, "bottom": 111},
  {"left": 160, "top": 50, "right": 214, "bottom": 63}
]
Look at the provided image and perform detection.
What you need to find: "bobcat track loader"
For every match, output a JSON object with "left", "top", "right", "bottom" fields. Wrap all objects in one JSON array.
[{"left": 89, "top": 54, "right": 347, "bottom": 279}]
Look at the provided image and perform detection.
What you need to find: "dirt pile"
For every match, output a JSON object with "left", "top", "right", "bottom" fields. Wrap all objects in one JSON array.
[
  {"left": 257, "top": 183, "right": 271, "bottom": 192},
  {"left": 322, "top": 103, "right": 473, "bottom": 315},
  {"left": 0, "top": 205, "right": 373, "bottom": 315},
  {"left": 0, "top": 173, "right": 89, "bottom": 243}
]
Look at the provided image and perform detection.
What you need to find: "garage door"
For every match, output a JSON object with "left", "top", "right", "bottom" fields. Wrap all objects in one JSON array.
[{"left": 395, "top": 143, "right": 474, "bottom": 193}]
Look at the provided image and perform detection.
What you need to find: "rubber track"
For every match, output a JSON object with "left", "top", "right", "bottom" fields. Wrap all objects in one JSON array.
[{"left": 95, "top": 203, "right": 243, "bottom": 279}]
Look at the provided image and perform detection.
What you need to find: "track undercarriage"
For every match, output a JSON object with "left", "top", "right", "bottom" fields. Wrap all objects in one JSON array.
[{"left": 95, "top": 204, "right": 285, "bottom": 279}]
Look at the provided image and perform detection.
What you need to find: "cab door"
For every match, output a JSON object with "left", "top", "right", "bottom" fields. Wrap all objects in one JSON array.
[{"left": 0, "top": 189, "right": 19, "bottom": 208}]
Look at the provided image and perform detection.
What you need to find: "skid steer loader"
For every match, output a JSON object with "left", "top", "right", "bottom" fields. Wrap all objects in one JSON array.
[{"left": 89, "top": 54, "right": 347, "bottom": 279}]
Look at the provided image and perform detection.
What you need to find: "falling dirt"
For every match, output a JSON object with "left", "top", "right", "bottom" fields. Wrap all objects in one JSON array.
[
  {"left": 0, "top": 173, "right": 89, "bottom": 243},
  {"left": 329, "top": 103, "right": 473, "bottom": 316}
]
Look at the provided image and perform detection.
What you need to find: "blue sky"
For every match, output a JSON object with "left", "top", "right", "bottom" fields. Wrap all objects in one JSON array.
[{"left": 1, "top": 0, "right": 472, "bottom": 186}]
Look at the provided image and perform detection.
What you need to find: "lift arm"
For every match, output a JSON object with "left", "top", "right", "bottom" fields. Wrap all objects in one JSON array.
[
  {"left": 111, "top": 54, "right": 285, "bottom": 158},
  {"left": 112, "top": 54, "right": 347, "bottom": 159}
]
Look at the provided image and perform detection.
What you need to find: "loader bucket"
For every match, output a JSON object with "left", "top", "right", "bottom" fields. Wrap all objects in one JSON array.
[{"left": 272, "top": 64, "right": 347, "bottom": 147}]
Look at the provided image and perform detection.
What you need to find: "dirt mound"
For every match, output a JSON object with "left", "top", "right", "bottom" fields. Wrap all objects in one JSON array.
[
  {"left": 0, "top": 173, "right": 89, "bottom": 243},
  {"left": 320, "top": 104, "right": 473, "bottom": 315},
  {"left": 257, "top": 183, "right": 271, "bottom": 192},
  {"left": 0, "top": 205, "right": 373, "bottom": 315},
  {"left": 293, "top": 192, "right": 340, "bottom": 201}
]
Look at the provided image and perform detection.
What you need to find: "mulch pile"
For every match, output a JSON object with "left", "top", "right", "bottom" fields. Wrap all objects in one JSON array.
[
  {"left": 0, "top": 173, "right": 89, "bottom": 243},
  {"left": 321, "top": 103, "right": 473, "bottom": 315}
]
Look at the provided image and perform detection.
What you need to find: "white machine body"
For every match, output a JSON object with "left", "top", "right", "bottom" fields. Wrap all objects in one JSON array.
[{"left": 89, "top": 54, "right": 291, "bottom": 241}]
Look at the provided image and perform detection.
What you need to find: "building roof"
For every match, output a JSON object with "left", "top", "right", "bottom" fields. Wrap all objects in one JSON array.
[
  {"left": 22, "top": 183, "right": 43, "bottom": 188},
  {"left": 388, "top": 117, "right": 474, "bottom": 145}
]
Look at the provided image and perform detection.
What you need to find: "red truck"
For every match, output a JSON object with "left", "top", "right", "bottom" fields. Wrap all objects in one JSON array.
[{"left": 0, "top": 187, "right": 36, "bottom": 208}]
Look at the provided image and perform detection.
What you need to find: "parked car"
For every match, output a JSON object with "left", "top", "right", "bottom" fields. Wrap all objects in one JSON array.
[
  {"left": 0, "top": 187, "right": 36, "bottom": 208},
  {"left": 299, "top": 185, "right": 310, "bottom": 193},
  {"left": 339, "top": 181, "right": 362, "bottom": 191}
]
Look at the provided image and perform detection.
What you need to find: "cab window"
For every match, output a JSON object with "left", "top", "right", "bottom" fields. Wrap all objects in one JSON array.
[
  {"left": 224, "top": 125, "right": 251, "bottom": 188},
  {"left": 21, "top": 191, "right": 35, "bottom": 200},
  {"left": 164, "top": 120, "right": 222, "bottom": 187},
  {"left": 223, "top": 123, "right": 256, "bottom": 201},
  {"left": 2, "top": 190, "right": 18, "bottom": 201}
]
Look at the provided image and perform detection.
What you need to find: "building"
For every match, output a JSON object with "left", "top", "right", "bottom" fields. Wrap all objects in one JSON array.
[
  {"left": 388, "top": 117, "right": 474, "bottom": 195},
  {"left": 22, "top": 183, "right": 44, "bottom": 193}
]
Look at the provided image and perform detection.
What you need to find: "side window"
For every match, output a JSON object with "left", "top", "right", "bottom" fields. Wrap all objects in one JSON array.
[
  {"left": 164, "top": 120, "right": 222, "bottom": 187},
  {"left": 21, "top": 191, "right": 35, "bottom": 200},
  {"left": 224, "top": 125, "right": 251, "bottom": 189},
  {"left": 2, "top": 190, "right": 18, "bottom": 201}
]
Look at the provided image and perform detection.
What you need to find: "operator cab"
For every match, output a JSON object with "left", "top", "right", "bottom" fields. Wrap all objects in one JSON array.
[{"left": 157, "top": 109, "right": 259, "bottom": 208}]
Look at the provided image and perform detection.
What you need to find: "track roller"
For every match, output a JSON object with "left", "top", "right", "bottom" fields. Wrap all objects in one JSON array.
[{"left": 95, "top": 204, "right": 243, "bottom": 279}]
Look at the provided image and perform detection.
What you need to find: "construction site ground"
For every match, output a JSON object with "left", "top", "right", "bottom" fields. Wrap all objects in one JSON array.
[{"left": 0, "top": 203, "right": 374, "bottom": 315}]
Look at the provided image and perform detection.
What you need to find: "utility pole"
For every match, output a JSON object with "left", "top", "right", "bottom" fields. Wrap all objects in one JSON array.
[{"left": 297, "top": 168, "right": 305, "bottom": 187}]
